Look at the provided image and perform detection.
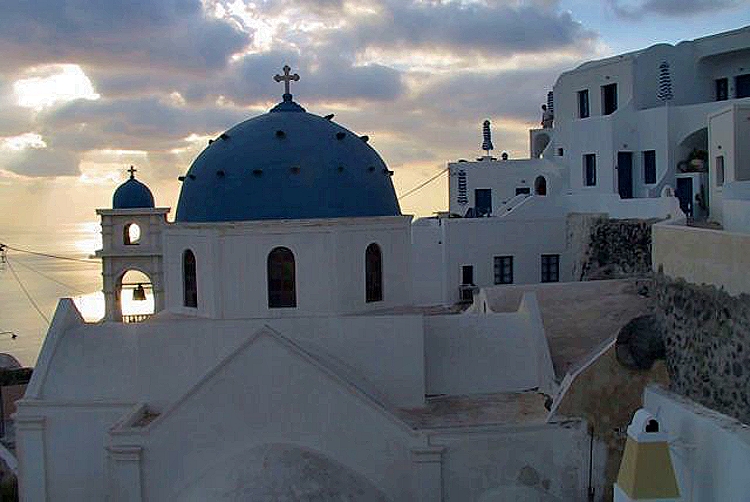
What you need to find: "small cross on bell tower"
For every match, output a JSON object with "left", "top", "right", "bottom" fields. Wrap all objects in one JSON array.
[{"left": 274, "top": 65, "right": 300, "bottom": 101}]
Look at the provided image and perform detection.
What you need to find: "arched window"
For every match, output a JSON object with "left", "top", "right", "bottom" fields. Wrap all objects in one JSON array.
[
  {"left": 365, "top": 243, "right": 383, "bottom": 303},
  {"left": 534, "top": 176, "right": 547, "bottom": 196},
  {"left": 123, "top": 223, "right": 141, "bottom": 245},
  {"left": 268, "top": 247, "right": 296, "bottom": 308},
  {"left": 183, "top": 249, "right": 197, "bottom": 308}
]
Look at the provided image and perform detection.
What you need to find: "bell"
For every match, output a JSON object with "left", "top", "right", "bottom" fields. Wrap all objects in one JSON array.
[{"left": 132, "top": 284, "right": 147, "bottom": 301}]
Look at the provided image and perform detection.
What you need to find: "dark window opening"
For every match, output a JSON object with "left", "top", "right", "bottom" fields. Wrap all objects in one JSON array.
[
  {"left": 494, "top": 256, "right": 513, "bottom": 285},
  {"left": 534, "top": 176, "right": 547, "bottom": 196},
  {"left": 643, "top": 150, "right": 657, "bottom": 184},
  {"left": 577, "top": 89, "right": 590, "bottom": 118},
  {"left": 183, "top": 249, "right": 197, "bottom": 308},
  {"left": 515, "top": 187, "right": 531, "bottom": 196},
  {"left": 461, "top": 265, "right": 474, "bottom": 286},
  {"left": 736, "top": 74, "right": 750, "bottom": 99},
  {"left": 557, "top": 147, "right": 564, "bottom": 156},
  {"left": 584, "top": 154, "right": 597, "bottom": 187},
  {"left": 365, "top": 243, "right": 383, "bottom": 303},
  {"left": 475, "top": 188, "right": 492, "bottom": 216},
  {"left": 602, "top": 83, "right": 618, "bottom": 115},
  {"left": 716, "top": 78, "right": 729, "bottom": 101},
  {"left": 268, "top": 247, "right": 296, "bottom": 308},
  {"left": 645, "top": 420, "right": 659, "bottom": 433},
  {"left": 541, "top": 254, "right": 559, "bottom": 283},
  {"left": 716, "top": 155, "right": 725, "bottom": 187}
]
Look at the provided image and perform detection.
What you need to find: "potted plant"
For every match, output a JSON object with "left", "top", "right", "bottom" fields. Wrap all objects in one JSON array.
[{"left": 687, "top": 148, "right": 708, "bottom": 172}]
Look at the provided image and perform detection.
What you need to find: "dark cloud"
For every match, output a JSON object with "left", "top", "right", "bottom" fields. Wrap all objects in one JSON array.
[
  {"left": 608, "top": 0, "right": 746, "bottom": 19},
  {"left": 220, "top": 52, "right": 404, "bottom": 104},
  {"left": 39, "top": 97, "right": 249, "bottom": 154},
  {"left": 0, "top": 0, "right": 249, "bottom": 73},
  {"left": 327, "top": 0, "right": 596, "bottom": 56},
  {"left": 0, "top": 97, "right": 251, "bottom": 178},
  {"left": 2, "top": 148, "right": 81, "bottom": 177},
  {"left": 411, "top": 66, "right": 562, "bottom": 124},
  {"left": 0, "top": 0, "right": 589, "bottom": 180}
]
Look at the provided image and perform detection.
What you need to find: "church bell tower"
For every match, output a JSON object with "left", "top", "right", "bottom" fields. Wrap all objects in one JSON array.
[{"left": 95, "top": 167, "right": 169, "bottom": 321}]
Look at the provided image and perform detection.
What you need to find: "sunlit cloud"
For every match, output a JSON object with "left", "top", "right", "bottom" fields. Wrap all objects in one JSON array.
[
  {"left": 13, "top": 64, "right": 100, "bottom": 111},
  {"left": 0, "top": 132, "right": 47, "bottom": 151}
]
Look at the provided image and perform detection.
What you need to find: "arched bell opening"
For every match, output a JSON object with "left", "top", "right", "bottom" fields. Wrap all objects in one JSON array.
[
  {"left": 117, "top": 269, "right": 155, "bottom": 323},
  {"left": 123, "top": 222, "right": 141, "bottom": 245}
]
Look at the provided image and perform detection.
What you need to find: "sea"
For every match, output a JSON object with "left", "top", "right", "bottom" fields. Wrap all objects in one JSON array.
[{"left": 0, "top": 224, "right": 103, "bottom": 367}]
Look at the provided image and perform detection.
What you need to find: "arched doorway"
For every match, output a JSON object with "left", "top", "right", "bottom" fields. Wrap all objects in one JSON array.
[
  {"left": 534, "top": 176, "right": 547, "bottom": 196},
  {"left": 118, "top": 269, "right": 154, "bottom": 323}
]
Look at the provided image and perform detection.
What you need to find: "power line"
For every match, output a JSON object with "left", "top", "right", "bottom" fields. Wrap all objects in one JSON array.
[
  {"left": 10, "top": 257, "right": 87, "bottom": 294},
  {"left": 397, "top": 167, "right": 448, "bottom": 200},
  {"left": 5, "top": 258, "right": 50, "bottom": 325},
  {"left": 0, "top": 242, "right": 99, "bottom": 265}
]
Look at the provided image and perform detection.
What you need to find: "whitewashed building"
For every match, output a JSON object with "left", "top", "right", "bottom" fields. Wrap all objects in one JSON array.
[
  {"left": 15, "top": 73, "right": 593, "bottom": 501},
  {"left": 414, "top": 25, "right": 750, "bottom": 305}
]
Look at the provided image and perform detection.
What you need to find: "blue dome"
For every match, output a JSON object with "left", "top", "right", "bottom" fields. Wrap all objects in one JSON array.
[
  {"left": 175, "top": 96, "right": 401, "bottom": 222},
  {"left": 113, "top": 174, "right": 155, "bottom": 209}
]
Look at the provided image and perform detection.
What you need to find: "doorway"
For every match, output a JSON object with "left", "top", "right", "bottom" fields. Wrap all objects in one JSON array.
[
  {"left": 617, "top": 151, "right": 633, "bottom": 199},
  {"left": 676, "top": 177, "right": 693, "bottom": 218},
  {"left": 475, "top": 189, "right": 492, "bottom": 216}
]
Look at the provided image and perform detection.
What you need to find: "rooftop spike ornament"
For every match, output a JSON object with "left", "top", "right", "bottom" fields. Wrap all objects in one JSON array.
[{"left": 482, "top": 120, "right": 494, "bottom": 156}]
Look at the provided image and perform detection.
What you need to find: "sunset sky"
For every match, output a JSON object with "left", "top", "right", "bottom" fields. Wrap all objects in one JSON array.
[
  {"left": 1, "top": 0, "right": 749, "bottom": 231},
  {"left": 1, "top": 1, "right": 750, "bottom": 361}
]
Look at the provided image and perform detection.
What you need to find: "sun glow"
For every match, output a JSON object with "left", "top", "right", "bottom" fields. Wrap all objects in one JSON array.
[{"left": 13, "top": 64, "right": 100, "bottom": 111}]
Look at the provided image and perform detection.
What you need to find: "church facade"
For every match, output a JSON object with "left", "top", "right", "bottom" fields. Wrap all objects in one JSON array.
[{"left": 15, "top": 72, "right": 589, "bottom": 501}]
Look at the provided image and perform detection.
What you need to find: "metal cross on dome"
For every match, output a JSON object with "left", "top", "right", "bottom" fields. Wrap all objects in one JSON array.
[
  {"left": 274, "top": 65, "right": 300, "bottom": 95},
  {"left": 128, "top": 165, "right": 137, "bottom": 179}
]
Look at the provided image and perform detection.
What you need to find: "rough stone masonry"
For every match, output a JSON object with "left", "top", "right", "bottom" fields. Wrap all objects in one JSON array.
[{"left": 655, "top": 274, "right": 750, "bottom": 425}]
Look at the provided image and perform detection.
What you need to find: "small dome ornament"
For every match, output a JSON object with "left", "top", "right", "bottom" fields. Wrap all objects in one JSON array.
[{"left": 112, "top": 166, "right": 155, "bottom": 209}]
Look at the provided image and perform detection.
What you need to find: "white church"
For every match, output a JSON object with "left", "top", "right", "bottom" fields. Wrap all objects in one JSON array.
[
  {"left": 14, "top": 67, "right": 586, "bottom": 501},
  {"left": 13, "top": 26, "right": 750, "bottom": 501}
]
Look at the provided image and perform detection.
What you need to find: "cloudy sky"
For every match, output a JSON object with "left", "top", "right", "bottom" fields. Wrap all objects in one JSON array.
[{"left": 1, "top": 0, "right": 749, "bottom": 244}]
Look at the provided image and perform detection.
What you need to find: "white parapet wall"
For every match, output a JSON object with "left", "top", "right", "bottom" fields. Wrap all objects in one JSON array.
[
  {"left": 652, "top": 219, "right": 750, "bottom": 295},
  {"left": 722, "top": 181, "right": 750, "bottom": 234},
  {"left": 644, "top": 385, "right": 750, "bottom": 502},
  {"left": 424, "top": 292, "right": 556, "bottom": 396}
]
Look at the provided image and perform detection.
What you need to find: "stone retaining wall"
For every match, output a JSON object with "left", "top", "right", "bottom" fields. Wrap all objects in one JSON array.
[
  {"left": 567, "top": 214, "right": 657, "bottom": 281},
  {"left": 655, "top": 275, "right": 750, "bottom": 424}
]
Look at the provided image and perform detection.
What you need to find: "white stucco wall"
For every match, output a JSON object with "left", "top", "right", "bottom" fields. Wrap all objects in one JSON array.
[
  {"left": 17, "top": 302, "right": 428, "bottom": 501},
  {"left": 121, "top": 331, "right": 421, "bottom": 501},
  {"left": 162, "top": 216, "right": 412, "bottom": 318},
  {"left": 435, "top": 421, "right": 590, "bottom": 501},
  {"left": 34, "top": 314, "right": 426, "bottom": 409},
  {"left": 644, "top": 385, "right": 750, "bottom": 502},
  {"left": 447, "top": 158, "right": 564, "bottom": 215},
  {"left": 722, "top": 181, "right": 750, "bottom": 233},
  {"left": 411, "top": 207, "right": 569, "bottom": 305},
  {"left": 424, "top": 294, "right": 555, "bottom": 396},
  {"left": 652, "top": 219, "right": 750, "bottom": 295}
]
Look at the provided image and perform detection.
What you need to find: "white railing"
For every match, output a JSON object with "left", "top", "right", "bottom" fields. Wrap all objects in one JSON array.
[{"left": 122, "top": 314, "right": 153, "bottom": 324}]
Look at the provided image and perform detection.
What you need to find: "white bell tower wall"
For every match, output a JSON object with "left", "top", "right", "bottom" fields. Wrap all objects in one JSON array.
[{"left": 95, "top": 208, "right": 170, "bottom": 321}]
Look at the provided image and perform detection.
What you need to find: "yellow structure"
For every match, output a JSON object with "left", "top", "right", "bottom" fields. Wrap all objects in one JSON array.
[{"left": 614, "top": 409, "right": 681, "bottom": 501}]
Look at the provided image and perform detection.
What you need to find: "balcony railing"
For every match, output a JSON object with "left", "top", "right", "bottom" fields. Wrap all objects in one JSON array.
[{"left": 122, "top": 314, "right": 153, "bottom": 324}]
